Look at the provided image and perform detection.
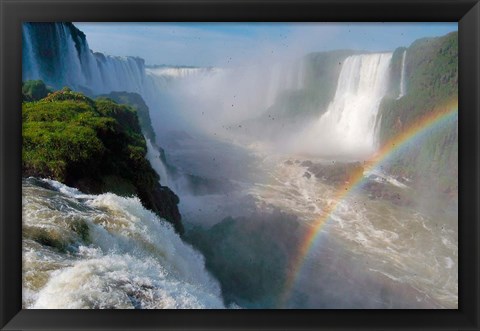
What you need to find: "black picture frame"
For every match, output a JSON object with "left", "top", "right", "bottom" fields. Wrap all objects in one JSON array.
[{"left": 1, "top": 0, "right": 479, "bottom": 330}]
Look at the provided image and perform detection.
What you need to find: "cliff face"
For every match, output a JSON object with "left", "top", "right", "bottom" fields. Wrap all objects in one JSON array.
[
  {"left": 378, "top": 32, "right": 458, "bottom": 194},
  {"left": 238, "top": 50, "right": 358, "bottom": 139},
  {"left": 22, "top": 85, "right": 183, "bottom": 234}
]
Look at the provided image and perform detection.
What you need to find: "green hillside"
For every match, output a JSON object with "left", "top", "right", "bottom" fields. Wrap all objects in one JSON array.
[{"left": 22, "top": 85, "right": 183, "bottom": 233}]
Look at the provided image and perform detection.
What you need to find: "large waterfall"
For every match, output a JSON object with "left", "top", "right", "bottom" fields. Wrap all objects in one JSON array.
[
  {"left": 22, "top": 23, "right": 149, "bottom": 95},
  {"left": 397, "top": 50, "right": 407, "bottom": 99},
  {"left": 294, "top": 53, "right": 392, "bottom": 159},
  {"left": 22, "top": 22, "right": 187, "bottom": 185}
]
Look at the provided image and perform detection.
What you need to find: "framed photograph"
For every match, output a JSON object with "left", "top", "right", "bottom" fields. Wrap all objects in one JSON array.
[{"left": 1, "top": 0, "right": 479, "bottom": 330}]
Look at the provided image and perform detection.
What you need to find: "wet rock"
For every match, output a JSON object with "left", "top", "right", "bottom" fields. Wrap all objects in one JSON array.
[
  {"left": 361, "top": 180, "right": 412, "bottom": 207},
  {"left": 305, "top": 161, "right": 364, "bottom": 186}
]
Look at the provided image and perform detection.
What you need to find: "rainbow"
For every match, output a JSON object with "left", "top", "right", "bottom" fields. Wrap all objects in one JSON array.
[{"left": 280, "top": 99, "right": 458, "bottom": 307}]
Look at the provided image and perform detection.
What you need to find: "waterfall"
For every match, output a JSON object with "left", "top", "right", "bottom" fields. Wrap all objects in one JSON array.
[
  {"left": 22, "top": 23, "right": 150, "bottom": 95},
  {"left": 22, "top": 25, "right": 41, "bottom": 81},
  {"left": 146, "top": 138, "right": 170, "bottom": 187},
  {"left": 295, "top": 53, "right": 392, "bottom": 159},
  {"left": 22, "top": 22, "right": 174, "bottom": 181},
  {"left": 397, "top": 50, "right": 407, "bottom": 99}
]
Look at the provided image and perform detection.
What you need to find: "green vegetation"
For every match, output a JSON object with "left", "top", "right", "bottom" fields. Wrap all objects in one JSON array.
[
  {"left": 240, "top": 50, "right": 357, "bottom": 137},
  {"left": 99, "top": 91, "right": 179, "bottom": 176},
  {"left": 271, "top": 50, "right": 358, "bottom": 120},
  {"left": 22, "top": 84, "right": 183, "bottom": 233},
  {"left": 378, "top": 31, "right": 458, "bottom": 194},
  {"left": 23, "top": 87, "right": 152, "bottom": 191},
  {"left": 386, "top": 47, "right": 407, "bottom": 99},
  {"left": 303, "top": 50, "right": 360, "bottom": 112},
  {"left": 97, "top": 91, "right": 157, "bottom": 142},
  {"left": 380, "top": 31, "right": 458, "bottom": 143},
  {"left": 22, "top": 80, "right": 53, "bottom": 101}
]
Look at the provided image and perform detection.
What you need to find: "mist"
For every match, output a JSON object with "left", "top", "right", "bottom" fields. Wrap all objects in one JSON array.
[{"left": 22, "top": 22, "right": 458, "bottom": 309}]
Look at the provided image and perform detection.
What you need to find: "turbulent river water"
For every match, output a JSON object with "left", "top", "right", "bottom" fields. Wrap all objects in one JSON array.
[
  {"left": 21, "top": 22, "right": 457, "bottom": 309},
  {"left": 150, "top": 132, "right": 458, "bottom": 309},
  {"left": 22, "top": 178, "right": 225, "bottom": 309},
  {"left": 23, "top": 130, "right": 458, "bottom": 309}
]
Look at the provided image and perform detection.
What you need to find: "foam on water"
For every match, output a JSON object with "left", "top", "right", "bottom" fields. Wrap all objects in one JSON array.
[
  {"left": 23, "top": 179, "right": 225, "bottom": 309},
  {"left": 250, "top": 159, "right": 458, "bottom": 308}
]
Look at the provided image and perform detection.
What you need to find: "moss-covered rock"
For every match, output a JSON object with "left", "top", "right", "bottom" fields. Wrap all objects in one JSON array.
[
  {"left": 97, "top": 91, "right": 156, "bottom": 142},
  {"left": 97, "top": 91, "right": 180, "bottom": 179},
  {"left": 22, "top": 80, "right": 53, "bottom": 101},
  {"left": 22, "top": 84, "right": 183, "bottom": 233},
  {"left": 378, "top": 31, "right": 458, "bottom": 195}
]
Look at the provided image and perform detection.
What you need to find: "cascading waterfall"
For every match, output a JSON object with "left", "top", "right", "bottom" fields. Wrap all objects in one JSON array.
[
  {"left": 397, "top": 50, "right": 407, "bottom": 99},
  {"left": 22, "top": 23, "right": 150, "bottom": 95},
  {"left": 295, "top": 53, "right": 392, "bottom": 159},
  {"left": 22, "top": 178, "right": 224, "bottom": 309},
  {"left": 22, "top": 22, "right": 174, "bottom": 181},
  {"left": 146, "top": 138, "right": 170, "bottom": 187},
  {"left": 22, "top": 25, "right": 41, "bottom": 80}
]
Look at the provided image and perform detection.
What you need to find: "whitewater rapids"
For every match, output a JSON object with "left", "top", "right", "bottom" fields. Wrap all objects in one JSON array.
[
  {"left": 22, "top": 178, "right": 225, "bottom": 309},
  {"left": 248, "top": 155, "right": 458, "bottom": 308}
]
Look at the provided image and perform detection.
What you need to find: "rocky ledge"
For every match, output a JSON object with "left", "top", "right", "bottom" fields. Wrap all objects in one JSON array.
[{"left": 22, "top": 82, "right": 184, "bottom": 234}]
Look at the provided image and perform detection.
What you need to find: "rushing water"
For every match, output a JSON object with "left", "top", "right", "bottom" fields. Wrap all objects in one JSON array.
[
  {"left": 23, "top": 178, "right": 225, "bottom": 309},
  {"left": 397, "top": 50, "right": 407, "bottom": 99},
  {"left": 157, "top": 127, "right": 457, "bottom": 308},
  {"left": 294, "top": 53, "right": 393, "bottom": 159},
  {"left": 248, "top": 155, "right": 457, "bottom": 308},
  {"left": 21, "top": 23, "right": 457, "bottom": 309}
]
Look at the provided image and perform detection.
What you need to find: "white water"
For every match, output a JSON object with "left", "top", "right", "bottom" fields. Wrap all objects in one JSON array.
[
  {"left": 22, "top": 23, "right": 458, "bottom": 309},
  {"left": 145, "top": 138, "right": 170, "bottom": 187},
  {"left": 23, "top": 178, "right": 224, "bottom": 309},
  {"left": 147, "top": 67, "right": 217, "bottom": 79},
  {"left": 22, "top": 23, "right": 150, "bottom": 95},
  {"left": 248, "top": 157, "right": 457, "bottom": 308},
  {"left": 397, "top": 50, "right": 407, "bottom": 99},
  {"left": 294, "top": 53, "right": 392, "bottom": 159}
]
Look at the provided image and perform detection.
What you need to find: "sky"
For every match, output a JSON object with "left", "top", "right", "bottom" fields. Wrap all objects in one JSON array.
[{"left": 75, "top": 22, "right": 457, "bottom": 67}]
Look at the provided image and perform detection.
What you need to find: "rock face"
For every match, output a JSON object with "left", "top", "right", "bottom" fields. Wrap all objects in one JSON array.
[
  {"left": 377, "top": 32, "right": 458, "bottom": 195},
  {"left": 185, "top": 210, "right": 305, "bottom": 308},
  {"left": 299, "top": 159, "right": 413, "bottom": 206},
  {"left": 302, "top": 160, "right": 364, "bottom": 186},
  {"left": 236, "top": 50, "right": 359, "bottom": 140},
  {"left": 97, "top": 91, "right": 157, "bottom": 142},
  {"left": 22, "top": 85, "right": 184, "bottom": 234}
]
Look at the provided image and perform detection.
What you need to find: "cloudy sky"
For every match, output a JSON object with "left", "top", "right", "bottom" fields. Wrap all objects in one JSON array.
[{"left": 75, "top": 22, "right": 457, "bottom": 67}]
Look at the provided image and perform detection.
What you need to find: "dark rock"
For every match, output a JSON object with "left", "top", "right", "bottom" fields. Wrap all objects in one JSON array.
[
  {"left": 361, "top": 180, "right": 412, "bottom": 207},
  {"left": 184, "top": 174, "right": 237, "bottom": 196},
  {"left": 22, "top": 86, "right": 184, "bottom": 234},
  {"left": 306, "top": 161, "right": 364, "bottom": 186},
  {"left": 301, "top": 160, "right": 313, "bottom": 167},
  {"left": 150, "top": 185, "right": 184, "bottom": 234}
]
